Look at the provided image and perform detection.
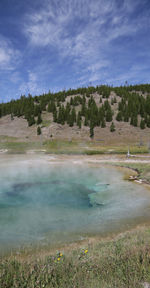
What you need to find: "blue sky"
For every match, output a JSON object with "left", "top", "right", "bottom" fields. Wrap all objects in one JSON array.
[{"left": 0, "top": 0, "right": 150, "bottom": 102}]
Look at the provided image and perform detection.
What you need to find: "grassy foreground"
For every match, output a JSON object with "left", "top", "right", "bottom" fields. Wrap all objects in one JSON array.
[{"left": 1, "top": 228, "right": 150, "bottom": 288}]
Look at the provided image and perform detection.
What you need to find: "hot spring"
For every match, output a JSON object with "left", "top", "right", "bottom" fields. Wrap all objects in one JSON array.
[{"left": 0, "top": 154, "right": 150, "bottom": 253}]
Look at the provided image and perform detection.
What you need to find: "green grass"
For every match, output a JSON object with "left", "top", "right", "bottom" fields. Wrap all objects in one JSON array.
[
  {"left": 0, "top": 136, "right": 149, "bottom": 154},
  {"left": 1, "top": 228, "right": 150, "bottom": 287},
  {"left": 43, "top": 140, "right": 88, "bottom": 154},
  {"left": 0, "top": 141, "right": 42, "bottom": 153},
  {"left": 41, "top": 119, "right": 51, "bottom": 128},
  {"left": 43, "top": 140, "right": 149, "bottom": 155},
  {"left": 0, "top": 135, "right": 18, "bottom": 142}
]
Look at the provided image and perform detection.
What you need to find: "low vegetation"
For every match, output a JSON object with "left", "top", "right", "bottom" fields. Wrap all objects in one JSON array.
[
  {"left": 1, "top": 227, "right": 150, "bottom": 287},
  {"left": 0, "top": 136, "right": 149, "bottom": 154}
]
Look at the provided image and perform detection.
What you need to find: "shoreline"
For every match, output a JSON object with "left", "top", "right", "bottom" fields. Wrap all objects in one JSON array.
[{"left": 4, "top": 222, "right": 150, "bottom": 263}]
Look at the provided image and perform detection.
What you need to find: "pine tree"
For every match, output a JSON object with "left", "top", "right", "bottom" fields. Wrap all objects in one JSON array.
[
  {"left": 53, "top": 110, "right": 57, "bottom": 122},
  {"left": 147, "top": 117, "right": 150, "bottom": 128},
  {"left": 90, "top": 121, "right": 94, "bottom": 138},
  {"left": 34, "top": 105, "right": 41, "bottom": 116},
  {"left": 116, "top": 112, "right": 122, "bottom": 121},
  {"left": 111, "top": 98, "right": 114, "bottom": 105},
  {"left": 57, "top": 106, "right": 64, "bottom": 124},
  {"left": 37, "top": 126, "right": 41, "bottom": 135},
  {"left": 47, "top": 102, "right": 51, "bottom": 112},
  {"left": 106, "top": 108, "right": 112, "bottom": 122},
  {"left": 84, "top": 114, "right": 89, "bottom": 126},
  {"left": 101, "top": 118, "right": 106, "bottom": 128},
  {"left": 110, "top": 122, "right": 115, "bottom": 132},
  {"left": 124, "top": 112, "right": 129, "bottom": 122},
  {"left": 77, "top": 112, "right": 81, "bottom": 128},
  {"left": 68, "top": 111, "right": 74, "bottom": 127},
  {"left": 37, "top": 113, "right": 42, "bottom": 125},
  {"left": 130, "top": 115, "right": 138, "bottom": 127},
  {"left": 114, "top": 96, "right": 117, "bottom": 103},
  {"left": 77, "top": 119, "right": 81, "bottom": 128},
  {"left": 11, "top": 113, "right": 14, "bottom": 121},
  {"left": 72, "top": 107, "right": 76, "bottom": 123},
  {"left": 28, "top": 116, "right": 35, "bottom": 127},
  {"left": 140, "top": 119, "right": 145, "bottom": 129},
  {"left": 70, "top": 97, "right": 73, "bottom": 105}
]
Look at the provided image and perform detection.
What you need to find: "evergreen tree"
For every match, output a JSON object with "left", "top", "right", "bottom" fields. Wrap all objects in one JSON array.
[
  {"left": 81, "top": 102, "right": 86, "bottom": 116},
  {"left": 105, "top": 108, "right": 112, "bottom": 122},
  {"left": 57, "top": 106, "right": 65, "bottom": 124},
  {"left": 77, "top": 112, "right": 81, "bottom": 128},
  {"left": 53, "top": 110, "right": 57, "bottom": 122},
  {"left": 101, "top": 118, "right": 106, "bottom": 128},
  {"left": 114, "top": 96, "right": 117, "bottom": 103},
  {"left": 130, "top": 115, "right": 138, "bottom": 127},
  {"left": 68, "top": 114, "right": 73, "bottom": 127},
  {"left": 11, "top": 113, "right": 14, "bottom": 121},
  {"left": 34, "top": 105, "right": 41, "bottom": 116},
  {"left": 84, "top": 114, "right": 89, "bottom": 126},
  {"left": 116, "top": 111, "right": 122, "bottom": 121},
  {"left": 37, "top": 113, "right": 42, "bottom": 125},
  {"left": 147, "top": 117, "right": 150, "bottom": 128},
  {"left": 124, "top": 112, "right": 129, "bottom": 122},
  {"left": 140, "top": 119, "right": 145, "bottom": 129},
  {"left": 110, "top": 122, "right": 115, "bottom": 132},
  {"left": 28, "top": 116, "right": 35, "bottom": 126},
  {"left": 37, "top": 126, "right": 41, "bottom": 135},
  {"left": 65, "top": 103, "right": 71, "bottom": 121},
  {"left": 47, "top": 102, "right": 51, "bottom": 112},
  {"left": 90, "top": 121, "right": 94, "bottom": 138},
  {"left": 72, "top": 107, "right": 76, "bottom": 123},
  {"left": 57, "top": 100, "right": 60, "bottom": 107},
  {"left": 70, "top": 97, "right": 73, "bottom": 105}
]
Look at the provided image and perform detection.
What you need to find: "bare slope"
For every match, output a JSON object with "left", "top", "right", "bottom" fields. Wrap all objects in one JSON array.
[{"left": 0, "top": 91, "right": 150, "bottom": 147}]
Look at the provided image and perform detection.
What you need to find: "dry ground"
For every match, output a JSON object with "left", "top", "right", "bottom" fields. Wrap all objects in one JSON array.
[{"left": 0, "top": 113, "right": 150, "bottom": 147}]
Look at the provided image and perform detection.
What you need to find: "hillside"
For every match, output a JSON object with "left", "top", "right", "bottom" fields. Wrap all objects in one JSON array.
[{"left": 1, "top": 84, "right": 150, "bottom": 150}]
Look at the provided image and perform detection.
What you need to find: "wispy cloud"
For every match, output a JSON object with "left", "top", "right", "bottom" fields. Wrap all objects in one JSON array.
[
  {"left": 18, "top": 70, "right": 47, "bottom": 96},
  {"left": 23, "top": 0, "right": 149, "bottom": 85},
  {"left": 0, "top": 36, "right": 21, "bottom": 71},
  {"left": 0, "top": 0, "right": 150, "bottom": 101}
]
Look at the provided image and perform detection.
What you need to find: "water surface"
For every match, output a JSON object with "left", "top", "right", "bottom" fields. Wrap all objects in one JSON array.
[{"left": 0, "top": 155, "right": 150, "bottom": 253}]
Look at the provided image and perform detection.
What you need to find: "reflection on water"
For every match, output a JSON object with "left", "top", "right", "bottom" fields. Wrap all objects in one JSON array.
[{"left": 0, "top": 155, "right": 150, "bottom": 252}]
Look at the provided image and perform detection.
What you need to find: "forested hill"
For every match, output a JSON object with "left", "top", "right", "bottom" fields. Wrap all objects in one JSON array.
[{"left": 1, "top": 83, "right": 150, "bottom": 139}]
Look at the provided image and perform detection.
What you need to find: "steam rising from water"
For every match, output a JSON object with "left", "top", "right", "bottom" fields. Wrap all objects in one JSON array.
[{"left": 0, "top": 155, "right": 150, "bottom": 252}]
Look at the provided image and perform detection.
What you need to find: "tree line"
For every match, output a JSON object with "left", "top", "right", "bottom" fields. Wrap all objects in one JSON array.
[{"left": 1, "top": 84, "right": 150, "bottom": 137}]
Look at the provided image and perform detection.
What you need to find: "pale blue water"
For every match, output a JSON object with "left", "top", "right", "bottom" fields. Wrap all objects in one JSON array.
[{"left": 0, "top": 155, "right": 150, "bottom": 252}]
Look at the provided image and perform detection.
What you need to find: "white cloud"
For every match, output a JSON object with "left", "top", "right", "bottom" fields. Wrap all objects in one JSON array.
[
  {"left": 0, "top": 37, "right": 21, "bottom": 70},
  {"left": 23, "top": 0, "right": 149, "bottom": 85},
  {"left": 18, "top": 70, "right": 46, "bottom": 96}
]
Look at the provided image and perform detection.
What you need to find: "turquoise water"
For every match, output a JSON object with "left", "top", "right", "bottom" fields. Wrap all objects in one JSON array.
[{"left": 0, "top": 155, "right": 150, "bottom": 252}]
